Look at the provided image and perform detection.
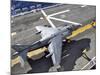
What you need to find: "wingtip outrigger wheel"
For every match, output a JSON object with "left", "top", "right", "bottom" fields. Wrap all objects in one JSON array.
[{"left": 49, "top": 65, "right": 64, "bottom": 72}]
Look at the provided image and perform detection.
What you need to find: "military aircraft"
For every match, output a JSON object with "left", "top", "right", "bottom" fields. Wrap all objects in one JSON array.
[{"left": 12, "top": 9, "right": 82, "bottom": 71}]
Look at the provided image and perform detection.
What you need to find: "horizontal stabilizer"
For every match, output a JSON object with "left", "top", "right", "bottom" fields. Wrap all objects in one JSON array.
[{"left": 12, "top": 45, "right": 29, "bottom": 52}]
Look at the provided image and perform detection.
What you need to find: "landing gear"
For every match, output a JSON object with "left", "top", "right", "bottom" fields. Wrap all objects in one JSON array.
[
  {"left": 49, "top": 65, "right": 64, "bottom": 72},
  {"left": 57, "top": 66, "right": 64, "bottom": 72},
  {"left": 63, "top": 39, "right": 71, "bottom": 43},
  {"left": 63, "top": 39, "right": 76, "bottom": 46}
]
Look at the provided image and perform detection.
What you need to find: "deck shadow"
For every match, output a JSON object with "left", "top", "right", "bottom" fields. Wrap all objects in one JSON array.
[{"left": 27, "top": 38, "right": 91, "bottom": 73}]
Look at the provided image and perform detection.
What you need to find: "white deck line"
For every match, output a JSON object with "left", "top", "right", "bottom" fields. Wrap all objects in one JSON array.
[
  {"left": 81, "top": 5, "right": 87, "bottom": 8},
  {"left": 81, "top": 56, "right": 96, "bottom": 70},
  {"left": 49, "top": 16, "right": 82, "bottom": 25},
  {"left": 41, "top": 10, "right": 56, "bottom": 28},
  {"left": 42, "top": 4, "right": 63, "bottom": 10},
  {"left": 11, "top": 32, "right": 17, "bottom": 37},
  {"left": 48, "top": 9, "right": 70, "bottom": 17}
]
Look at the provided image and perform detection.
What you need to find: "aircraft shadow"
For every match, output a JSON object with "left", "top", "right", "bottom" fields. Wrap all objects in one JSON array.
[
  {"left": 61, "top": 38, "right": 91, "bottom": 71},
  {"left": 27, "top": 38, "right": 91, "bottom": 73}
]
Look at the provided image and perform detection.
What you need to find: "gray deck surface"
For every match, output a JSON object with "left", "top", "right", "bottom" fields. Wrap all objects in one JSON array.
[{"left": 11, "top": 4, "right": 96, "bottom": 74}]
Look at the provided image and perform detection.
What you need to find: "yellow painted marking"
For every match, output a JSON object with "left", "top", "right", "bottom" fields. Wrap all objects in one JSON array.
[
  {"left": 67, "top": 22, "right": 96, "bottom": 39},
  {"left": 11, "top": 47, "right": 47, "bottom": 67},
  {"left": 27, "top": 47, "right": 47, "bottom": 58},
  {"left": 11, "top": 56, "right": 20, "bottom": 67},
  {"left": 11, "top": 21, "right": 96, "bottom": 67}
]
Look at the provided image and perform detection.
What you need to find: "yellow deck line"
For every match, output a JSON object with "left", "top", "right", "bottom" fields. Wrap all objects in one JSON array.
[
  {"left": 11, "top": 47, "right": 47, "bottom": 67},
  {"left": 67, "top": 22, "right": 96, "bottom": 39},
  {"left": 11, "top": 21, "right": 96, "bottom": 67}
]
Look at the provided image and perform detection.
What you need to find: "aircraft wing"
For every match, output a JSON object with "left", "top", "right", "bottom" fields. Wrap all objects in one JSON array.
[
  {"left": 35, "top": 26, "right": 58, "bottom": 39},
  {"left": 48, "top": 34, "right": 62, "bottom": 66}
]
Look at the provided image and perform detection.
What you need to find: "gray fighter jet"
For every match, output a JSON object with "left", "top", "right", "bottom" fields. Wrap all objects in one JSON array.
[{"left": 12, "top": 10, "right": 82, "bottom": 71}]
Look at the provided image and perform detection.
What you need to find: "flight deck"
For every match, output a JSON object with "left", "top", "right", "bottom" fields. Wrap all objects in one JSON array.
[{"left": 11, "top": 2, "right": 96, "bottom": 74}]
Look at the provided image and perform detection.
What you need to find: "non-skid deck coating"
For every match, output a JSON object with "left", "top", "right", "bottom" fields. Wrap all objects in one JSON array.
[{"left": 11, "top": 4, "right": 96, "bottom": 74}]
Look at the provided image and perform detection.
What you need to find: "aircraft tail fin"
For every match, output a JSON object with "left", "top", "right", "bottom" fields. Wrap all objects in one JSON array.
[{"left": 18, "top": 50, "right": 28, "bottom": 67}]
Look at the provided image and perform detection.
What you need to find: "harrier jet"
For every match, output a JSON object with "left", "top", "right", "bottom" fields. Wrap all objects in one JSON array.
[{"left": 12, "top": 9, "right": 82, "bottom": 71}]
